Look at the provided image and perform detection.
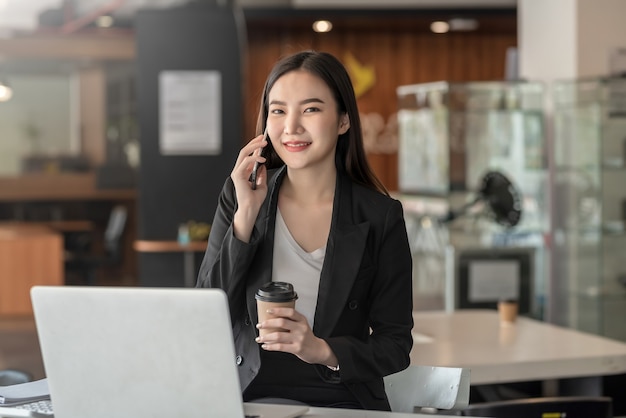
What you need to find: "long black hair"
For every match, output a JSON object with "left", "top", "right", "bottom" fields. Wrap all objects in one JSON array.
[{"left": 255, "top": 50, "right": 388, "bottom": 196}]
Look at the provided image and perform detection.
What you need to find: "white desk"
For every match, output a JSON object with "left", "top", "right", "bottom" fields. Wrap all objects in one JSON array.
[
  {"left": 300, "top": 406, "right": 467, "bottom": 417},
  {"left": 410, "top": 310, "right": 626, "bottom": 386}
]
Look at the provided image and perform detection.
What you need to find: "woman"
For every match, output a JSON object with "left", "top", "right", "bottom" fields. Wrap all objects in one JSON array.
[{"left": 197, "top": 50, "right": 413, "bottom": 411}]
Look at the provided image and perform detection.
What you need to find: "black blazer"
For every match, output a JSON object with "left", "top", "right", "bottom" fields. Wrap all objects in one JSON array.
[{"left": 197, "top": 166, "right": 413, "bottom": 411}]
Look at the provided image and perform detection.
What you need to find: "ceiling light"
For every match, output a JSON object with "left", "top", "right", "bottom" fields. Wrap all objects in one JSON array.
[
  {"left": 0, "top": 80, "right": 12, "bottom": 102},
  {"left": 312, "top": 20, "right": 333, "bottom": 33},
  {"left": 448, "top": 18, "right": 479, "bottom": 31},
  {"left": 96, "top": 15, "right": 114, "bottom": 28},
  {"left": 430, "top": 21, "right": 449, "bottom": 34}
]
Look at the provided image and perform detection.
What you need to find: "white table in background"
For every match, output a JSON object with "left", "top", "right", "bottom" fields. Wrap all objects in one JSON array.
[
  {"left": 410, "top": 310, "right": 626, "bottom": 394},
  {"left": 301, "top": 406, "right": 468, "bottom": 417}
]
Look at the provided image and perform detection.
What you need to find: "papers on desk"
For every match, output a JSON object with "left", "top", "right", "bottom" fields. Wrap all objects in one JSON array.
[
  {"left": 411, "top": 331, "right": 434, "bottom": 344},
  {"left": 0, "top": 379, "right": 50, "bottom": 407}
]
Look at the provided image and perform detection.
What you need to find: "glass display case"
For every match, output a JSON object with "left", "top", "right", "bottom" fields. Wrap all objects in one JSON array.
[
  {"left": 552, "top": 77, "right": 626, "bottom": 341},
  {"left": 396, "top": 81, "right": 550, "bottom": 317}
]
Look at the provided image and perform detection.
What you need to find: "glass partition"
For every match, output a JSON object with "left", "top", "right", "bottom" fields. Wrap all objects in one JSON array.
[
  {"left": 552, "top": 77, "right": 626, "bottom": 341},
  {"left": 397, "top": 81, "right": 549, "bottom": 317}
]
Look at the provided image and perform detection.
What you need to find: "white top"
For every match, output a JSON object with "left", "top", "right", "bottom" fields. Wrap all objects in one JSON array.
[
  {"left": 410, "top": 310, "right": 626, "bottom": 385},
  {"left": 273, "top": 209, "right": 324, "bottom": 328}
]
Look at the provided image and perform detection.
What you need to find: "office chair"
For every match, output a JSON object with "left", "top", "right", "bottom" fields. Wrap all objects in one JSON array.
[
  {"left": 384, "top": 365, "right": 471, "bottom": 413},
  {"left": 460, "top": 396, "right": 613, "bottom": 418},
  {"left": 0, "top": 369, "right": 32, "bottom": 386},
  {"left": 64, "top": 205, "right": 127, "bottom": 285}
]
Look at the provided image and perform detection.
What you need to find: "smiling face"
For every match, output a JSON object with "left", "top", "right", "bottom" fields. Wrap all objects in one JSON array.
[{"left": 266, "top": 69, "right": 350, "bottom": 173}]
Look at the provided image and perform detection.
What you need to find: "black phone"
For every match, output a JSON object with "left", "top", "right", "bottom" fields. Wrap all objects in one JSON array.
[{"left": 248, "top": 131, "right": 269, "bottom": 190}]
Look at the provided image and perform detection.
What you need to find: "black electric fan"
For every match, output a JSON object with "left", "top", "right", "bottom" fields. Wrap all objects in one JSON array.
[{"left": 441, "top": 171, "right": 523, "bottom": 228}]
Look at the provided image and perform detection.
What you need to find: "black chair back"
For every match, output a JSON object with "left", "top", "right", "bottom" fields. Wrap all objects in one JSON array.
[
  {"left": 104, "top": 205, "right": 128, "bottom": 259},
  {"left": 461, "top": 396, "right": 613, "bottom": 418},
  {"left": 65, "top": 205, "right": 128, "bottom": 285}
]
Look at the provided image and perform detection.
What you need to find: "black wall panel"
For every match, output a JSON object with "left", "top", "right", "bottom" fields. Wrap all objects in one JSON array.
[{"left": 135, "top": 3, "right": 244, "bottom": 286}]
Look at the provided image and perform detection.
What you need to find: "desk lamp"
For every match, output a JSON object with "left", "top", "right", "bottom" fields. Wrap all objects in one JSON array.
[{"left": 441, "top": 170, "right": 523, "bottom": 228}]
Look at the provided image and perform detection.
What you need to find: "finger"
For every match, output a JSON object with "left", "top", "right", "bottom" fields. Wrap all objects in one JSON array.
[
  {"left": 257, "top": 317, "right": 294, "bottom": 333},
  {"left": 259, "top": 337, "right": 305, "bottom": 355},
  {"left": 233, "top": 148, "right": 267, "bottom": 185},
  {"left": 255, "top": 330, "right": 288, "bottom": 344},
  {"left": 260, "top": 342, "right": 291, "bottom": 351},
  {"left": 255, "top": 328, "right": 299, "bottom": 352},
  {"left": 265, "top": 307, "right": 298, "bottom": 319},
  {"left": 251, "top": 164, "right": 268, "bottom": 190},
  {"left": 240, "top": 141, "right": 268, "bottom": 179},
  {"left": 231, "top": 155, "right": 257, "bottom": 185},
  {"left": 234, "top": 134, "right": 266, "bottom": 167}
]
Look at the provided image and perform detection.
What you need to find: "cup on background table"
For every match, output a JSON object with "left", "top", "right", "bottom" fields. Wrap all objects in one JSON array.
[
  {"left": 498, "top": 299, "right": 518, "bottom": 325},
  {"left": 255, "top": 281, "right": 298, "bottom": 337},
  {"left": 177, "top": 223, "right": 190, "bottom": 245}
]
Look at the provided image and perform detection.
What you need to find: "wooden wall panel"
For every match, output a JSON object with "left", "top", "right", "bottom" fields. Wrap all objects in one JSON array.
[
  {"left": 0, "top": 225, "right": 63, "bottom": 316},
  {"left": 79, "top": 67, "right": 107, "bottom": 166},
  {"left": 245, "top": 21, "right": 516, "bottom": 191}
]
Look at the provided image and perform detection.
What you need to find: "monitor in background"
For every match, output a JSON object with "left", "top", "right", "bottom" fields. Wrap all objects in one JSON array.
[{"left": 454, "top": 246, "right": 534, "bottom": 315}]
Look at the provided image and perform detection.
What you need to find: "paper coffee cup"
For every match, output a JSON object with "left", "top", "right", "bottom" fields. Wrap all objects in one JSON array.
[
  {"left": 255, "top": 282, "right": 298, "bottom": 337},
  {"left": 498, "top": 299, "right": 518, "bottom": 325}
]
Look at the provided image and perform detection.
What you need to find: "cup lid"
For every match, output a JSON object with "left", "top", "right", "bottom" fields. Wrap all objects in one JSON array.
[{"left": 255, "top": 281, "right": 298, "bottom": 302}]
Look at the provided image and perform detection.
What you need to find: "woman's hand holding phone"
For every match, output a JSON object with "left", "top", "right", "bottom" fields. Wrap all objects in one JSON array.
[
  {"left": 248, "top": 127, "right": 269, "bottom": 190},
  {"left": 229, "top": 132, "right": 268, "bottom": 242},
  {"left": 248, "top": 144, "right": 266, "bottom": 191},
  {"left": 248, "top": 128, "right": 269, "bottom": 190}
]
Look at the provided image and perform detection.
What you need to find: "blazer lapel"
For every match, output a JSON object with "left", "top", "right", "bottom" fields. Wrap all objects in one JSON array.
[
  {"left": 314, "top": 173, "right": 370, "bottom": 337},
  {"left": 245, "top": 166, "right": 286, "bottom": 326}
]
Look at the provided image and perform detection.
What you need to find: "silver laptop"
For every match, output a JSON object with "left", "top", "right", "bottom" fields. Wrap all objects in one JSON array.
[{"left": 28, "top": 286, "right": 308, "bottom": 418}]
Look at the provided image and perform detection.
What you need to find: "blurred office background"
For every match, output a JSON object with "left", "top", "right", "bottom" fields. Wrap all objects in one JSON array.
[
  {"left": 0, "top": 0, "right": 520, "bottom": 296},
  {"left": 1, "top": 1, "right": 626, "bottom": 411},
  {"left": 1, "top": 0, "right": 624, "bottom": 333}
]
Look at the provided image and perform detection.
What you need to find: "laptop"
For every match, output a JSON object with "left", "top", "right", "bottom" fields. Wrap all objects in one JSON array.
[{"left": 27, "top": 286, "right": 308, "bottom": 418}]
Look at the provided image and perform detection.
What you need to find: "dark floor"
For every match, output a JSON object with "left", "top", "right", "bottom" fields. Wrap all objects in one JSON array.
[{"left": 0, "top": 316, "right": 45, "bottom": 381}]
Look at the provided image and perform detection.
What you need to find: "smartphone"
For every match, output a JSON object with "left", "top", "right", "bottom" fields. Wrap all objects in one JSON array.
[{"left": 248, "top": 129, "right": 269, "bottom": 190}]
